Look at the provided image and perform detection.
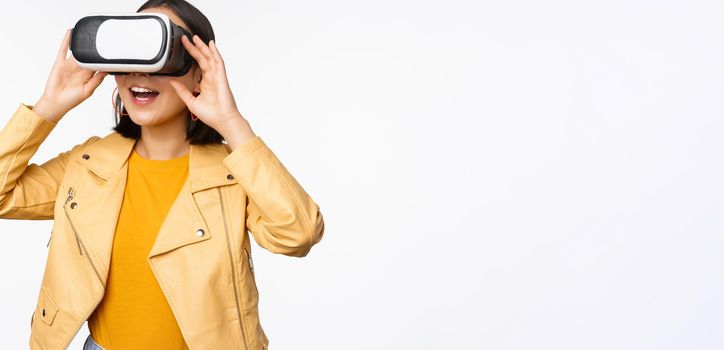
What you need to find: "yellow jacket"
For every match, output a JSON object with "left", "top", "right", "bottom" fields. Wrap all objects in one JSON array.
[{"left": 0, "top": 103, "right": 325, "bottom": 349}]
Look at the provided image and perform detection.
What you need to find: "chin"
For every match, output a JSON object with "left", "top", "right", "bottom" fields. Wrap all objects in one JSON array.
[{"left": 128, "top": 111, "right": 161, "bottom": 126}]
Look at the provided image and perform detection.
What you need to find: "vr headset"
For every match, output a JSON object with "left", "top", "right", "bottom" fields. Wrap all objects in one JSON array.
[{"left": 70, "top": 12, "right": 195, "bottom": 76}]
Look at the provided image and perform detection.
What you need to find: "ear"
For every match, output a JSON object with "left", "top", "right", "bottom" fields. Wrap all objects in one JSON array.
[{"left": 192, "top": 66, "right": 202, "bottom": 94}]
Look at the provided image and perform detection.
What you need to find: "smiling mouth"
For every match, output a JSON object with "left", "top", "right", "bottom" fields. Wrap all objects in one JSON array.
[{"left": 130, "top": 87, "right": 160, "bottom": 102}]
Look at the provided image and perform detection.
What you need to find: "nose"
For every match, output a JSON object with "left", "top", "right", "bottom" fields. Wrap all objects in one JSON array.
[{"left": 130, "top": 71, "right": 150, "bottom": 77}]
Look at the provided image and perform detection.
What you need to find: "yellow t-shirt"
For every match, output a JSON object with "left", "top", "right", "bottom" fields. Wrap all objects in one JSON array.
[{"left": 88, "top": 147, "right": 190, "bottom": 349}]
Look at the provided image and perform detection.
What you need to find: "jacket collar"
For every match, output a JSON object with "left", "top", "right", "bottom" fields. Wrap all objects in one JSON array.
[{"left": 74, "top": 131, "right": 237, "bottom": 192}]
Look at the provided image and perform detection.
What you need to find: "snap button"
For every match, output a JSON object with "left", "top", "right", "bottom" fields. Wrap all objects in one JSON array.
[
  {"left": 41, "top": 308, "right": 46, "bottom": 317},
  {"left": 196, "top": 229, "right": 205, "bottom": 237},
  {"left": 82, "top": 154, "right": 90, "bottom": 160},
  {"left": 227, "top": 174, "right": 234, "bottom": 180},
  {"left": 70, "top": 202, "right": 78, "bottom": 209}
]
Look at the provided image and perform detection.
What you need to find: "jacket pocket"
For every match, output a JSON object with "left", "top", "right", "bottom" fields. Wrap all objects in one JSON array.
[{"left": 36, "top": 286, "right": 59, "bottom": 326}]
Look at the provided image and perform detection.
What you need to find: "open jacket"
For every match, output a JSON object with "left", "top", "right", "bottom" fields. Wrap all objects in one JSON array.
[{"left": 0, "top": 103, "right": 325, "bottom": 349}]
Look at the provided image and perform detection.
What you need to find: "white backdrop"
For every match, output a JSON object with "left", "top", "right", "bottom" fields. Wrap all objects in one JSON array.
[{"left": 1, "top": 0, "right": 723, "bottom": 349}]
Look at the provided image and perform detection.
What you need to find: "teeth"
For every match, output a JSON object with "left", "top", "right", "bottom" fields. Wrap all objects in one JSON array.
[{"left": 131, "top": 86, "right": 158, "bottom": 93}]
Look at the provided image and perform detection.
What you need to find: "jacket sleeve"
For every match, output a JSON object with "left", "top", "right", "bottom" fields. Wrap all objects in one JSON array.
[
  {"left": 222, "top": 135, "right": 325, "bottom": 257},
  {"left": 0, "top": 103, "right": 97, "bottom": 220}
]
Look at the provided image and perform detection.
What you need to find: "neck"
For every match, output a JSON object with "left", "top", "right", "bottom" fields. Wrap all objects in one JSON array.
[{"left": 134, "top": 116, "right": 191, "bottom": 160}]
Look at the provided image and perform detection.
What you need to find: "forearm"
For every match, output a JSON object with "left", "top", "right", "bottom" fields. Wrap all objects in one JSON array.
[
  {"left": 220, "top": 130, "right": 325, "bottom": 257},
  {"left": 0, "top": 103, "right": 60, "bottom": 218}
]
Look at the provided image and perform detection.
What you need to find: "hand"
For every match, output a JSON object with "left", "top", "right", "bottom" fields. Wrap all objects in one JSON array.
[
  {"left": 168, "top": 35, "right": 245, "bottom": 132},
  {"left": 35, "top": 28, "right": 108, "bottom": 122}
]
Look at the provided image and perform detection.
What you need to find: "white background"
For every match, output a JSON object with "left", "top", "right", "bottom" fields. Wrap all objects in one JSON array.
[{"left": 1, "top": 0, "right": 723, "bottom": 349}]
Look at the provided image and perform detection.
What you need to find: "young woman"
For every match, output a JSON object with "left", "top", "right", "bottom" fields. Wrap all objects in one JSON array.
[{"left": 0, "top": 0, "right": 325, "bottom": 349}]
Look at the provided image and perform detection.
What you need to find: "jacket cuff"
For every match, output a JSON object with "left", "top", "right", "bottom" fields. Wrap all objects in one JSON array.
[
  {"left": 221, "top": 136, "right": 267, "bottom": 170},
  {"left": 17, "top": 103, "right": 58, "bottom": 137}
]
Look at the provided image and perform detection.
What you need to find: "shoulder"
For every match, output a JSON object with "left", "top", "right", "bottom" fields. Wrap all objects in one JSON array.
[
  {"left": 65, "top": 130, "right": 123, "bottom": 159},
  {"left": 81, "top": 135, "right": 103, "bottom": 151},
  {"left": 64, "top": 135, "right": 102, "bottom": 158}
]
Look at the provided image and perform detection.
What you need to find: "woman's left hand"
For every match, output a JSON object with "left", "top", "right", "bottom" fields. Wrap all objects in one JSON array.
[{"left": 169, "top": 34, "right": 244, "bottom": 132}]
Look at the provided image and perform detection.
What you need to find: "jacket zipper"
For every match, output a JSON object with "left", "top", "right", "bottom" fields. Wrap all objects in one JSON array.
[
  {"left": 64, "top": 187, "right": 83, "bottom": 255},
  {"left": 61, "top": 186, "right": 106, "bottom": 350},
  {"left": 244, "top": 247, "right": 254, "bottom": 276},
  {"left": 219, "top": 187, "right": 249, "bottom": 350},
  {"left": 63, "top": 187, "right": 104, "bottom": 283}
]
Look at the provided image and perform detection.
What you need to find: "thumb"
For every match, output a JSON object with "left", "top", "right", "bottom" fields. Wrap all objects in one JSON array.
[
  {"left": 169, "top": 80, "right": 195, "bottom": 107},
  {"left": 83, "top": 71, "right": 108, "bottom": 97}
]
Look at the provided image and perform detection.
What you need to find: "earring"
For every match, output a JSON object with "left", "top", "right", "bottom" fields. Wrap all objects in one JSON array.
[
  {"left": 190, "top": 92, "right": 200, "bottom": 121},
  {"left": 112, "top": 87, "right": 129, "bottom": 116}
]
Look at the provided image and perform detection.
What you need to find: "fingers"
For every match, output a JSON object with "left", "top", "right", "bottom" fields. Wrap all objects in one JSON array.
[
  {"left": 209, "top": 40, "right": 225, "bottom": 67},
  {"left": 182, "top": 34, "right": 224, "bottom": 74},
  {"left": 83, "top": 71, "right": 108, "bottom": 96},
  {"left": 182, "top": 35, "right": 211, "bottom": 72},
  {"left": 193, "top": 35, "right": 216, "bottom": 68},
  {"left": 168, "top": 80, "right": 195, "bottom": 106},
  {"left": 56, "top": 28, "right": 71, "bottom": 62}
]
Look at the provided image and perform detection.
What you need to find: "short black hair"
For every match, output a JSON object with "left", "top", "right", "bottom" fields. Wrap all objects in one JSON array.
[{"left": 112, "top": 0, "right": 223, "bottom": 145}]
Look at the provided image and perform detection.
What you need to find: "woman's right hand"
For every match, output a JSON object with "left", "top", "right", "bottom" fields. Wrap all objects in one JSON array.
[{"left": 33, "top": 28, "right": 109, "bottom": 123}]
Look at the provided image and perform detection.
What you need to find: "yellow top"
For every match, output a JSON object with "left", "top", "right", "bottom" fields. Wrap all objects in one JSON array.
[{"left": 88, "top": 148, "right": 190, "bottom": 349}]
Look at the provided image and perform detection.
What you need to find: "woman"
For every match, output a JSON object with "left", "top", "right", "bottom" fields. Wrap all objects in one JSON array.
[{"left": 0, "top": 0, "right": 325, "bottom": 349}]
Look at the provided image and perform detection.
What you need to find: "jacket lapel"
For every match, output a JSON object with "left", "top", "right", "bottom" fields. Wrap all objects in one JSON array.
[{"left": 65, "top": 131, "right": 237, "bottom": 286}]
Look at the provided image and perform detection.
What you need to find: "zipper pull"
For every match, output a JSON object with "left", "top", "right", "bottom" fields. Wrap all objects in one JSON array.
[
  {"left": 245, "top": 248, "right": 254, "bottom": 275},
  {"left": 64, "top": 187, "right": 74, "bottom": 206}
]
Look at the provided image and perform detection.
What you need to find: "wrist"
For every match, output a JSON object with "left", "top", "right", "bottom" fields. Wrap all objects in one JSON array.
[
  {"left": 215, "top": 112, "right": 247, "bottom": 136},
  {"left": 217, "top": 114, "right": 256, "bottom": 150},
  {"left": 33, "top": 97, "right": 66, "bottom": 123}
]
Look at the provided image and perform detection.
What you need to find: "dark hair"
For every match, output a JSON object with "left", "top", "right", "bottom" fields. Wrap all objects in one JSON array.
[{"left": 112, "top": 0, "right": 223, "bottom": 145}]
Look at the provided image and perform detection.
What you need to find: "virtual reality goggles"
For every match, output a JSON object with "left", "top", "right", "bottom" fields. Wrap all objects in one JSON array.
[{"left": 70, "top": 12, "right": 195, "bottom": 76}]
